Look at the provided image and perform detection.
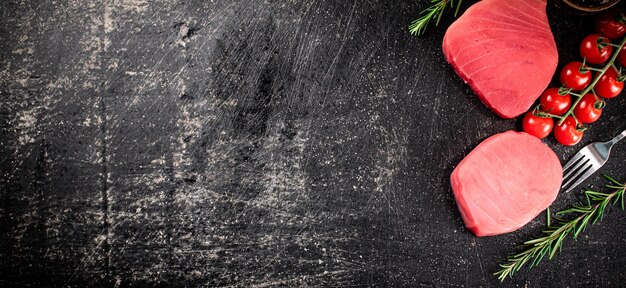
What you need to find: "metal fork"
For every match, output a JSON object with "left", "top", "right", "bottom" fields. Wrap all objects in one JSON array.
[{"left": 562, "top": 129, "right": 626, "bottom": 193}]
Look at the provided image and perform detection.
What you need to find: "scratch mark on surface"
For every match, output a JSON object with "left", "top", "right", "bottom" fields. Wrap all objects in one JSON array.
[
  {"left": 472, "top": 239, "right": 488, "bottom": 286},
  {"left": 320, "top": 0, "right": 357, "bottom": 95},
  {"left": 452, "top": 106, "right": 476, "bottom": 126}
]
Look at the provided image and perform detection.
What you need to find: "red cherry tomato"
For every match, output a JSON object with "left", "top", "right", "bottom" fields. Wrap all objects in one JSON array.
[
  {"left": 580, "top": 34, "right": 613, "bottom": 64},
  {"left": 522, "top": 111, "right": 554, "bottom": 139},
  {"left": 573, "top": 93, "right": 604, "bottom": 124},
  {"left": 539, "top": 87, "right": 572, "bottom": 115},
  {"left": 595, "top": 67, "right": 624, "bottom": 99},
  {"left": 560, "top": 62, "right": 592, "bottom": 90},
  {"left": 595, "top": 12, "right": 626, "bottom": 39},
  {"left": 554, "top": 116, "right": 583, "bottom": 146}
]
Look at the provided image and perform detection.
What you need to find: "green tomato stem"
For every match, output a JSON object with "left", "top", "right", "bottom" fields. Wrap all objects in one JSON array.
[
  {"left": 539, "top": 112, "right": 564, "bottom": 119},
  {"left": 584, "top": 66, "right": 604, "bottom": 72},
  {"left": 569, "top": 92, "right": 583, "bottom": 98}
]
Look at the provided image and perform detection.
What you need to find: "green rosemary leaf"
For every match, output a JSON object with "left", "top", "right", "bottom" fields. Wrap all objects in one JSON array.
[
  {"left": 604, "top": 175, "right": 620, "bottom": 185},
  {"left": 409, "top": 0, "right": 465, "bottom": 36},
  {"left": 557, "top": 206, "right": 590, "bottom": 215},
  {"left": 586, "top": 191, "right": 608, "bottom": 196},
  {"left": 495, "top": 177, "right": 625, "bottom": 281},
  {"left": 524, "top": 237, "right": 548, "bottom": 245},
  {"left": 550, "top": 234, "right": 565, "bottom": 259},
  {"left": 531, "top": 246, "right": 548, "bottom": 267},
  {"left": 454, "top": 0, "right": 463, "bottom": 16},
  {"left": 574, "top": 214, "right": 591, "bottom": 238}
]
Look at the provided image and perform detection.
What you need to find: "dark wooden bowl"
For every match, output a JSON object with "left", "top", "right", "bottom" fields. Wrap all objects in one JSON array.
[{"left": 555, "top": 0, "right": 622, "bottom": 14}]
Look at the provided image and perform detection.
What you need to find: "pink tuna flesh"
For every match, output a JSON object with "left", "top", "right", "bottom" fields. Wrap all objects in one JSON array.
[
  {"left": 450, "top": 131, "right": 562, "bottom": 237},
  {"left": 442, "top": 0, "right": 558, "bottom": 118}
]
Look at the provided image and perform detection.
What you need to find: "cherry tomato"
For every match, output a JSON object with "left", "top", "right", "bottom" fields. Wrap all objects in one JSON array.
[
  {"left": 595, "top": 12, "right": 626, "bottom": 39},
  {"left": 595, "top": 67, "right": 624, "bottom": 99},
  {"left": 522, "top": 111, "right": 554, "bottom": 139},
  {"left": 539, "top": 87, "right": 572, "bottom": 115},
  {"left": 554, "top": 116, "right": 583, "bottom": 146},
  {"left": 573, "top": 93, "right": 604, "bottom": 124},
  {"left": 560, "top": 62, "right": 592, "bottom": 90},
  {"left": 580, "top": 34, "right": 613, "bottom": 64}
]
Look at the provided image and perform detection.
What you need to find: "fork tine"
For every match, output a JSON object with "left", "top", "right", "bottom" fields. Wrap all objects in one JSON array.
[
  {"left": 562, "top": 157, "right": 589, "bottom": 182},
  {"left": 559, "top": 130, "right": 624, "bottom": 193},
  {"left": 563, "top": 152, "right": 585, "bottom": 171},
  {"left": 565, "top": 165, "right": 597, "bottom": 193},
  {"left": 562, "top": 161, "right": 592, "bottom": 189}
]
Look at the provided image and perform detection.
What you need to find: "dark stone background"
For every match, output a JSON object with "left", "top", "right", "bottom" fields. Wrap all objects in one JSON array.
[{"left": 1, "top": 0, "right": 625, "bottom": 287}]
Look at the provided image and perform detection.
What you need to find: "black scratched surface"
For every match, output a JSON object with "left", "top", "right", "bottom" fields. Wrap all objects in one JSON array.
[{"left": 1, "top": 0, "right": 626, "bottom": 287}]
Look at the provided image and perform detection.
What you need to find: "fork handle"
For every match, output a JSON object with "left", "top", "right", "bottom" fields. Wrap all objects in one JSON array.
[{"left": 610, "top": 129, "right": 626, "bottom": 145}]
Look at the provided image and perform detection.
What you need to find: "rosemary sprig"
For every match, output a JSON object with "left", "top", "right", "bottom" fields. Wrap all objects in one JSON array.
[
  {"left": 409, "top": 0, "right": 464, "bottom": 36},
  {"left": 495, "top": 175, "right": 626, "bottom": 281}
]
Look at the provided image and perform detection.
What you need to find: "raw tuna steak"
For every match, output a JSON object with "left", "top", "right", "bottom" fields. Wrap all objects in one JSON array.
[
  {"left": 443, "top": 0, "right": 558, "bottom": 118},
  {"left": 450, "top": 131, "right": 562, "bottom": 237}
]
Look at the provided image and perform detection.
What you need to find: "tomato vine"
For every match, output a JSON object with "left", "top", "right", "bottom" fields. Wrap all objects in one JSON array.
[{"left": 523, "top": 11, "right": 626, "bottom": 146}]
